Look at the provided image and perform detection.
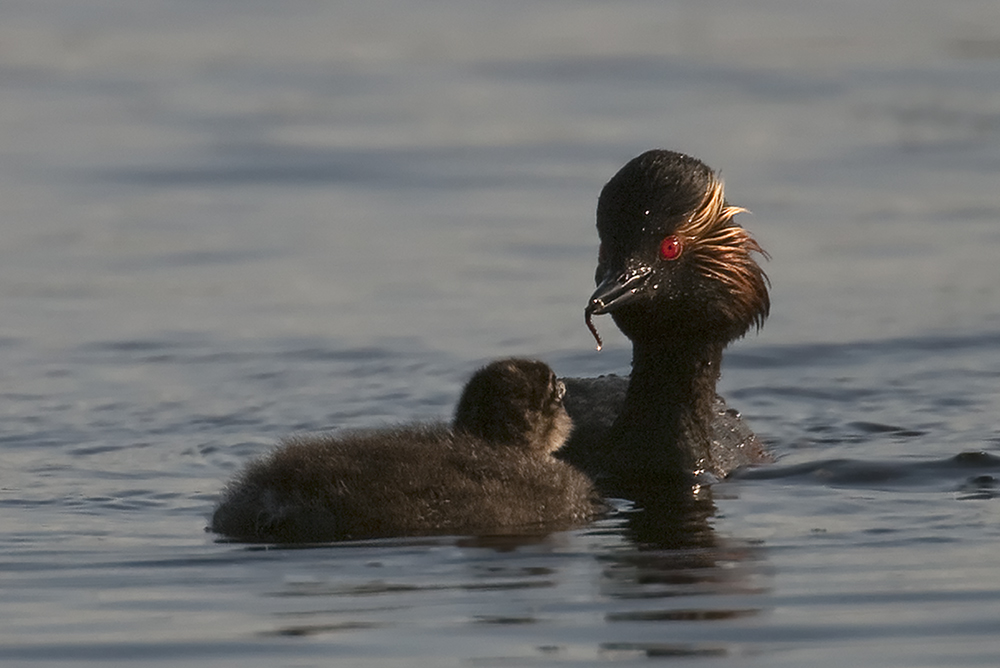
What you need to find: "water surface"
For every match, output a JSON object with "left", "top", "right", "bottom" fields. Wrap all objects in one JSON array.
[{"left": 2, "top": 1, "right": 999, "bottom": 666}]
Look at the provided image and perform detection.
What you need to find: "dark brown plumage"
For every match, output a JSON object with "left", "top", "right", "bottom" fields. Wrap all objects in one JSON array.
[
  {"left": 558, "top": 150, "right": 771, "bottom": 500},
  {"left": 211, "top": 358, "right": 601, "bottom": 543}
]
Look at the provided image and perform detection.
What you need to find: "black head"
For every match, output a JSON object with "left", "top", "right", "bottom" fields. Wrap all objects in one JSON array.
[
  {"left": 453, "top": 358, "right": 573, "bottom": 454},
  {"left": 586, "top": 150, "right": 769, "bottom": 347}
]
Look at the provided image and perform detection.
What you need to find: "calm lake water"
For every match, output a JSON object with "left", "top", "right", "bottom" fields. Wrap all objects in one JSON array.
[{"left": 2, "top": 1, "right": 1000, "bottom": 666}]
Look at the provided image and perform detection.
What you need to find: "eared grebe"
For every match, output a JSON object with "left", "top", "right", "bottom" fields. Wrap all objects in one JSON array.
[
  {"left": 557, "top": 150, "right": 771, "bottom": 500},
  {"left": 211, "top": 358, "right": 602, "bottom": 543}
]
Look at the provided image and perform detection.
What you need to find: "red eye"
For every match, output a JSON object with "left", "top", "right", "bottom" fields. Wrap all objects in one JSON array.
[{"left": 659, "top": 235, "right": 682, "bottom": 260}]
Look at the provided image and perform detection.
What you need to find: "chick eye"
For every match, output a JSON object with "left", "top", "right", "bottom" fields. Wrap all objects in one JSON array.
[
  {"left": 554, "top": 379, "right": 566, "bottom": 402},
  {"left": 659, "top": 235, "right": 682, "bottom": 261}
]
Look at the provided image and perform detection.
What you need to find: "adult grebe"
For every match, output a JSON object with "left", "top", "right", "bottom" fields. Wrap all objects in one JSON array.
[{"left": 558, "top": 150, "right": 771, "bottom": 500}]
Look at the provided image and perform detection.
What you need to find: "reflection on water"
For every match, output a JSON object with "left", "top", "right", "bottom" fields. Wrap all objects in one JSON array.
[
  {"left": 596, "top": 491, "right": 769, "bottom": 660},
  {"left": 617, "top": 489, "right": 719, "bottom": 550},
  {"left": 220, "top": 502, "right": 773, "bottom": 664}
]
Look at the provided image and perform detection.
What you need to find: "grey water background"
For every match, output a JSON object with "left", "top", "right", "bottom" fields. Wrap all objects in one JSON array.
[{"left": 2, "top": 0, "right": 1000, "bottom": 665}]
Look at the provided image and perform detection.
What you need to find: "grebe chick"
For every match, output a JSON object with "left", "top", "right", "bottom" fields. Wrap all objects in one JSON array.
[
  {"left": 557, "top": 150, "right": 771, "bottom": 499},
  {"left": 211, "top": 358, "right": 602, "bottom": 543}
]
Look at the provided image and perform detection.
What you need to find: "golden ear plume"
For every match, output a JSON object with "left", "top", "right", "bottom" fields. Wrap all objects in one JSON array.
[{"left": 676, "top": 176, "right": 770, "bottom": 332}]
